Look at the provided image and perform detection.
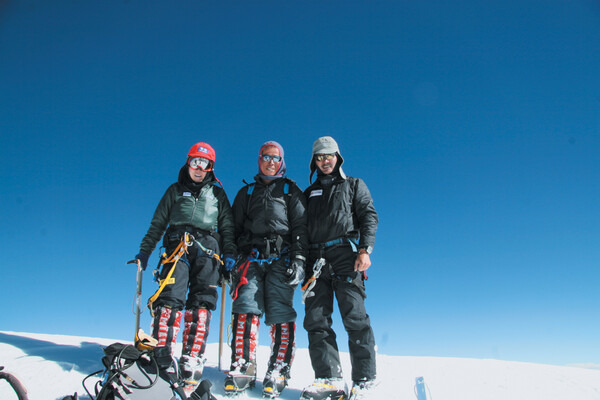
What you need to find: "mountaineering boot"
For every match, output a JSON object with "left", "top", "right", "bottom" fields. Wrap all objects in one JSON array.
[
  {"left": 262, "top": 364, "right": 290, "bottom": 398},
  {"left": 224, "top": 313, "right": 260, "bottom": 395},
  {"left": 262, "top": 322, "right": 296, "bottom": 398},
  {"left": 181, "top": 308, "right": 211, "bottom": 395},
  {"left": 300, "top": 377, "right": 347, "bottom": 400},
  {"left": 180, "top": 355, "right": 206, "bottom": 396},
  {"left": 224, "top": 359, "right": 257, "bottom": 394},
  {"left": 151, "top": 306, "right": 182, "bottom": 355},
  {"left": 348, "top": 379, "right": 377, "bottom": 400}
]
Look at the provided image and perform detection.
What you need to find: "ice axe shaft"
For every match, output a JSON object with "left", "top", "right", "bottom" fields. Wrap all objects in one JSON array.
[
  {"left": 127, "top": 259, "right": 144, "bottom": 339},
  {"left": 218, "top": 281, "right": 226, "bottom": 370}
]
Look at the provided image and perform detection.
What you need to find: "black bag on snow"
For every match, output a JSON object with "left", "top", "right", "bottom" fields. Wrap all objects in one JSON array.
[{"left": 82, "top": 343, "right": 216, "bottom": 400}]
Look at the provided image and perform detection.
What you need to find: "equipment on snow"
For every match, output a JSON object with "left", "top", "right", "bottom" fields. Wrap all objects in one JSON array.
[
  {"left": 0, "top": 366, "right": 28, "bottom": 400},
  {"left": 80, "top": 342, "right": 217, "bottom": 400},
  {"left": 415, "top": 376, "right": 428, "bottom": 400},
  {"left": 82, "top": 343, "right": 186, "bottom": 399}
]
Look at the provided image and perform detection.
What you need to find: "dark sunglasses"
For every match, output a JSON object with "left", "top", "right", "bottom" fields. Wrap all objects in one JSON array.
[
  {"left": 314, "top": 153, "right": 336, "bottom": 162},
  {"left": 260, "top": 154, "right": 282, "bottom": 162}
]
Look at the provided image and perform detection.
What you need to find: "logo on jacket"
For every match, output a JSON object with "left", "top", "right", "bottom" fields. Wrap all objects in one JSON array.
[{"left": 310, "top": 189, "right": 323, "bottom": 198}]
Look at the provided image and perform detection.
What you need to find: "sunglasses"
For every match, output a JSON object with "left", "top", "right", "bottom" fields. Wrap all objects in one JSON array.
[
  {"left": 314, "top": 153, "right": 336, "bottom": 162},
  {"left": 260, "top": 154, "right": 282, "bottom": 162},
  {"left": 188, "top": 157, "right": 211, "bottom": 171}
]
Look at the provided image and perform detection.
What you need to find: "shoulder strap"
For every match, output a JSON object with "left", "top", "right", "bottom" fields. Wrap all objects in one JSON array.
[{"left": 246, "top": 183, "right": 256, "bottom": 215}]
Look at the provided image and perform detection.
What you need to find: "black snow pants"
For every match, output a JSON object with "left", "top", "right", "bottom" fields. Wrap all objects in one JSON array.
[{"left": 303, "top": 245, "right": 376, "bottom": 382}]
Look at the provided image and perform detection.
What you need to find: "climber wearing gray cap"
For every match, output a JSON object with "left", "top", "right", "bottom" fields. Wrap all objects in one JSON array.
[{"left": 301, "top": 136, "right": 379, "bottom": 400}]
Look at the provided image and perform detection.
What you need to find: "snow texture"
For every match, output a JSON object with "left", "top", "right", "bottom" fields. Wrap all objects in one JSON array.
[{"left": 2, "top": 331, "right": 600, "bottom": 400}]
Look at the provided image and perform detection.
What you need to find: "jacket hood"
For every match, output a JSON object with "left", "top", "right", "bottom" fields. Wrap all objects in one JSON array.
[{"left": 309, "top": 136, "right": 346, "bottom": 183}]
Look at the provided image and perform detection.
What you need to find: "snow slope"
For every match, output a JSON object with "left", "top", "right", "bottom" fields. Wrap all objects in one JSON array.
[{"left": 1, "top": 331, "right": 600, "bottom": 400}]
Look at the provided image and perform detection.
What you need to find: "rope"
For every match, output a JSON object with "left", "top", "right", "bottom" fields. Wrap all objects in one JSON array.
[{"left": 231, "top": 259, "right": 251, "bottom": 301}]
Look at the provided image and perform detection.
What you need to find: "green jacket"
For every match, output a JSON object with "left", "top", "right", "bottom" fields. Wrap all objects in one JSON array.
[{"left": 139, "top": 168, "right": 236, "bottom": 256}]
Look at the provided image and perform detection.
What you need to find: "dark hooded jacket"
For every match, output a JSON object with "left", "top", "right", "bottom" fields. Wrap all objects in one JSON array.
[
  {"left": 232, "top": 176, "right": 308, "bottom": 260},
  {"left": 304, "top": 169, "right": 378, "bottom": 251},
  {"left": 139, "top": 166, "right": 236, "bottom": 256}
]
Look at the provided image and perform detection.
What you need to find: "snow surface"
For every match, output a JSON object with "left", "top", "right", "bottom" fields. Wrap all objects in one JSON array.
[{"left": 2, "top": 331, "right": 600, "bottom": 400}]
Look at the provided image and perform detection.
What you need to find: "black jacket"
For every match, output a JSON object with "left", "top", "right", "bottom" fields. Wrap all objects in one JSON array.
[
  {"left": 232, "top": 177, "right": 308, "bottom": 260},
  {"left": 304, "top": 173, "right": 378, "bottom": 251}
]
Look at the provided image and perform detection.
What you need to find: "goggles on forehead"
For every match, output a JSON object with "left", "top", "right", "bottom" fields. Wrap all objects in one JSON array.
[
  {"left": 188, "top": 157, "right": 212, "bottom": 171},
  {"left": 314, "top": 153, "right": 336, "bottom": 162},
  {"left": 260, "top": 154, "right": 282, "bottom": 162}
]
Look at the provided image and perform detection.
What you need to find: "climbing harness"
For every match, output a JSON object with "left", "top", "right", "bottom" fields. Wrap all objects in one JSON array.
[
  {"left": 301, "top": 258, "right": 326, "bottom": 303},
  {"left": 147, "top": 232, "right": 193, "bottom": 316},
  {"left": 309, "top": 236, "right": 358, "bottom": 252},
  {"left": 191, "top": 235, "right": 224, "bottom": 266},
  {"left": 230, "top": 249, "right": 283, "bottom": 301},
  {"left": 147, "top": 232, "right": 225, "bottom": 316}
]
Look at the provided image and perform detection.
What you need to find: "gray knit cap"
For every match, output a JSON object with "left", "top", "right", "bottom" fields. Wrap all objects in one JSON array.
[{"left": 309, "top": 136, "right": 346, "bottom": 183}]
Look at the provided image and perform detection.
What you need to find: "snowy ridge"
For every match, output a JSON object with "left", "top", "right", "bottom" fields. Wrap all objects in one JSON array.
[{"left": 1, "top": 331, "right": 600, "bottom": 400}]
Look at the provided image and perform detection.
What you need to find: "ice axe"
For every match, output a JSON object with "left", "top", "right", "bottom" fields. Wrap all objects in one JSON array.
[{"left": 127, "top": 259, "right": 157, "bottom": 350}]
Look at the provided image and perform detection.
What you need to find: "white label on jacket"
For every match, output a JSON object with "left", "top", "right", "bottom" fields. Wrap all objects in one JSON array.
[
  {"left": 183, "top": 192, "right": 192, "bottom": 197},
  {"left": 310, "top": 189, "right": 323, "bottom": 198}
]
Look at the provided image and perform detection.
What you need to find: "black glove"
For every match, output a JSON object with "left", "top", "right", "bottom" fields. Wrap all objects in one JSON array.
[
  {"left": 286, "top": 258, "right": 305, "bottom": 286},
  {"left": 135, "top": 252, "right": 149, "bottom": 270}
]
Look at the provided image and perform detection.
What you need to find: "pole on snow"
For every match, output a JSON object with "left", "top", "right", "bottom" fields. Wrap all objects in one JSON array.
[
  {"left": 127, "top": 259, "right": 160, "bottom": 351},
  {"left": 218, "top": 281, "right": 227, "bottom": 371},
  {"left": 415, "top": 376, "right": 428, "bottom": 400}
]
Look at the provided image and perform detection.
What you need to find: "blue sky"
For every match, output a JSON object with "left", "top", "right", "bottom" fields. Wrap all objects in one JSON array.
[{"left": 1, "top": 0, "right": 599, "bottom": 367}]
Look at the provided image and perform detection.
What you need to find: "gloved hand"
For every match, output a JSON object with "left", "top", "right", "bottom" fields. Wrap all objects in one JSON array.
[
  {"left": 220, "top": 254, "right": 236, "bottom": 284},
  {"left": 286, "top": 257, "right": 306, "bottom": 286},
  {"left": 135, "top": 252, "right": 149, "bottom": 270},
  {"left": 224, "top": 254, "right": 236, "bottom": 272}
]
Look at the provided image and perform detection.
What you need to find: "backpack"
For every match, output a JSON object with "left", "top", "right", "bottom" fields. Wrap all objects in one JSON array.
[{"left": 80, "top": 343, "right": 216, "bottom": 400}]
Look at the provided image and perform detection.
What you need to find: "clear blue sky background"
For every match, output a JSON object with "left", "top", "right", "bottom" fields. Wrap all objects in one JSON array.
[{"left": 1, "top": 0, "right": 599, "bottom": 367}]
